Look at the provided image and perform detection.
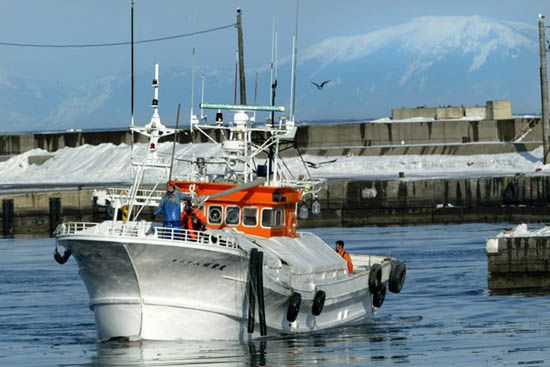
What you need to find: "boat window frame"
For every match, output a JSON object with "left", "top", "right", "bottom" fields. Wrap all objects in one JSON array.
[
  {"left": 207, "top": 204, "right": 223, "bottom": 225},
  {"left": 274, "top": 207, "right": 285, "bottom": 228},
  {"left": 242, "top": 206, "right": 258, "bottom": 227},
  {"left": 260, "top": 208, "right": 273, "bottom": 228},
  {"left": 260, "top": 207, "right": 285, "bottom": 229},
  {"left": 225, "top": 205, "right": 241, "bottom": 226}
]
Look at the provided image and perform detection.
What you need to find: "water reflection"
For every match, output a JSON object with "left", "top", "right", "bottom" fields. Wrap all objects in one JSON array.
[{"left": 80, "top": 322, "right": 412, "bottom": 367}]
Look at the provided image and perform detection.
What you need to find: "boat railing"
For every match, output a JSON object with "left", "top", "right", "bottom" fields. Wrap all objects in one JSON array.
[
  {"left": 153, "top": 227, "right": 239, "bottom": 249},
  {"left": 107, "top": 187, "right": 165, "bottom": 207},
  {"left": 56, "top": 221, "right": 240, "bottom": 250},
  {"left": 55, "top": 222, "right": 100, "bottom": 235}
]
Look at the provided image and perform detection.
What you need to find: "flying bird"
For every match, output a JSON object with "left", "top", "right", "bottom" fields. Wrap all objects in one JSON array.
[
  {"left": 304, "top": 159, "right": 337, "bottom": 169},
  {"left": 311, "top": 80, "right": 331, "bottom": 90}
]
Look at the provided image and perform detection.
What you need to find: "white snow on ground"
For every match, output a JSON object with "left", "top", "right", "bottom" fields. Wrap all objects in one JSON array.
[{"left": 0, "top": 143, "right": 548, "bottom": 185}]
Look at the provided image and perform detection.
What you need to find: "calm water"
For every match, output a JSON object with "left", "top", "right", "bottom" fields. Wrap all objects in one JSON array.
[{"left": 1, "top": 223, "right": 550, "bottom": 366}]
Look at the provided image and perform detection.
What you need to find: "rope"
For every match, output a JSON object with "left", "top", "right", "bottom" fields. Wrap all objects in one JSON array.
[{"left": 0, "top": 23, "right": 236, "bottom": 48}]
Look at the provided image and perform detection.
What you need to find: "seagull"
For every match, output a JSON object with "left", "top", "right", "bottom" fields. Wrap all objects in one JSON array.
[
  {"left": 311, "top": 80, "right": 331, "bottom": 90},
  {"left": 304, "top": 159, "right": 337, "bottom": 169}
]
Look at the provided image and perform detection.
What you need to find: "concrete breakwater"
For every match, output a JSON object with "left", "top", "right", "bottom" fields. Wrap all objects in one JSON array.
[
  {"left": 2, "top": 175, "right": 550, "bottom": 235},
  {"left": 487, "top": 235, "right": 550, "bottom": 290},
  {"left": 0, "top": 115, "right": 542, "bottom": 158}
]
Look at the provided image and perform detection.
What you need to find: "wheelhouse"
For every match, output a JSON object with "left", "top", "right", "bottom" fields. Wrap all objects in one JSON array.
[{"left": 175, "top": 181, "right": 301, "bottom": 238}]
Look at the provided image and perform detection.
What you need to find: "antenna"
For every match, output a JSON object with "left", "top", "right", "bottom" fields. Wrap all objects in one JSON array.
[
  {"left": 150, "top": 63, "right": 160, "bottom": 125},
  {"left": 253, "top": 71, "right": 258, "bottom": 123},
  {"left": 269, "top": 17, "right": 275, "bottom": 103},
  {"left": 190, "top": 45, "right": 196, "bottom": 121},
  {"left": 254, "top": 72, "right": 258, "bottom": 105},
  {"left": 289, "top": 0, "right": 299, "bottom": 123},
  {"left": 200, "top": 73, "right": 206, "bottom": 120},
  {"left": 169, "top": 103, "right": 181, "bottom": 180}
]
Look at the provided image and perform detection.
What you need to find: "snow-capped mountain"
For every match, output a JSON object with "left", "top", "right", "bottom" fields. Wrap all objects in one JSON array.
[{"left": 0, "top": 15, "right": 542, "bottom": 132}]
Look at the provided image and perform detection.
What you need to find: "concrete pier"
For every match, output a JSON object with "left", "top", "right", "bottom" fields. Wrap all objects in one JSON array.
[{"left": 487, "top": 234, "right": 550, "bottom": 290}]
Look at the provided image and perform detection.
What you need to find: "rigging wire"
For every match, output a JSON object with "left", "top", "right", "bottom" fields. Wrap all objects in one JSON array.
[{"left": 0, "top": 23, "right": 236, "bottom": 48}]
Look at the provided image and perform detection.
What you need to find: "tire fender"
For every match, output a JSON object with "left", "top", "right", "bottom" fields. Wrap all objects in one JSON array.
[
  {"left": 286, "top": 292, "right": 302, "bottom": 322},
  {"left": 389, "top": 260, "right": 407, "bottom": 293},
  {"left": 312, "top": 290, "right": 326, "bottom": 316},
  {"left": 368, "top": 264, "right": 382, "bottom": 293},
  {"left": 372, "top": 283, "right": 387, "bottom": 308}
]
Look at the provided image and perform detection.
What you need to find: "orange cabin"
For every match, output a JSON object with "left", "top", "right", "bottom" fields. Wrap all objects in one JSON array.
[{"left": 174, "top": 181, "right": 301, "bottom": 238}]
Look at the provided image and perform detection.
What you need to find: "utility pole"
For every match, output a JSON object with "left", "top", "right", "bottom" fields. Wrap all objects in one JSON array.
[
  {"left": 539, "top": 14, "right": 549, "bottom": 164},
  {"left": 236, "top": 8, "right": 247, "bottom": 105}
]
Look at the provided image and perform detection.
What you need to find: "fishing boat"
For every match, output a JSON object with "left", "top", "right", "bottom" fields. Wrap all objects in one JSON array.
[{"left": 53, "top": 62, "right": 406, "bottom": 341}]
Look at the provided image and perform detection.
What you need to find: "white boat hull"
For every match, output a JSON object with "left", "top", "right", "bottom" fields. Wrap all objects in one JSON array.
[{"left": 58, "top": 232, "right": 383, "bottom": 341}]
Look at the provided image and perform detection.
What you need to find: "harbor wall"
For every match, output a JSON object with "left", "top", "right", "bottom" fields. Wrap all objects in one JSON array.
[
  {"left": 0, "top": 116, "right": 541, "bottom": 157},
  {"left": 294, "top": 117, "right": 539, "bottom": 148},
  {"left": 306, "top": 175, "right": 550, "bottom": 227},
  {"left": 3, "top": 175, "right": 550, "bottom": 235}
]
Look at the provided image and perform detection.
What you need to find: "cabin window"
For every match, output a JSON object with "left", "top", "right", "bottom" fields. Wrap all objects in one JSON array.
[
  {"left": 225, "top": 206, "right": 241, "bottom": 225},
  {"left": 243, "top": 207, "right": 258, "bottom": 227},
  {"left": 261, "top": 208, "right": 272, "bottom": 228},
  {"left": 274, "top": 208, "right": 285, "bottom": 227},
  {"left": 208, "top": 205, "right": 223, "bottom": 224},
  {"left": 261, "top": 208, "right": 285, "bottom": 228}
]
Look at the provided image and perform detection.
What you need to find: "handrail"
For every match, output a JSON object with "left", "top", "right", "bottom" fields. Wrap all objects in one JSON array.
[{"left": 56, "top": 221, "right": 240, "bottom": 250}]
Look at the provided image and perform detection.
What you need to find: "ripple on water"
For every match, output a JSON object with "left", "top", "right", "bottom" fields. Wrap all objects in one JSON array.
[{"left": 1, "top": 225, "right": 550, "bottom": 366}]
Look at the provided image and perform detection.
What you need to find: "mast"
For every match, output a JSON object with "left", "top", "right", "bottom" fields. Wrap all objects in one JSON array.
[
  {"left": 233, "top": 51, "right": 238, "bottom": 105},
  {"left": 200, "top": 73, "right": 206, "bottom": 120},
  {"left": 190, "top": 45, "right": 196, "bottom": 129},
  {"left": 169, "top": 103, "right": 181, "bottom": 181},
  {"left": 270, "top": 18, "right": 278, "bottom": 126},
  {"left": 268, "top": 19, "right": 278, "bottom": 184},
  {"left": 289, "top": 35, "right": 296, "bottom": 123},
  {"left": 236, "top": 8, "right": 247, "bottom": 105},
  {"left": 130, "top": 0, "right": 136, "bottom": 165}
]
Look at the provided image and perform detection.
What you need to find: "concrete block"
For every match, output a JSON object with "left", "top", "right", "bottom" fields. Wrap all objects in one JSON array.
[
  {"left": 486, "top": 100, "right": 512, "bottom": 120},
  {"left": 28, "top": 154, "right": 53, "bottom": 166}
]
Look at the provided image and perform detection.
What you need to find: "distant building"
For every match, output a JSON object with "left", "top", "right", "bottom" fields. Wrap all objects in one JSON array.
[{"left": 391, "top": 100, "right": 512, "bottom": 121}]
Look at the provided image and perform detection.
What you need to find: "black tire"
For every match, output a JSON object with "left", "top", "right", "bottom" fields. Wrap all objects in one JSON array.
[
  {"left": 312, "top": 290, "right": 326, "bottom": 316},
  {"left": 286, "top": 292, "right": 302, "bottom": 322},
  {"left": 389, "top": 261, "right": 407, "bottom": 294},
  {"left": 368, "top": 264, "right": 382, "bottom": 293},
  {"left": 372, "top": 283, "right": 386, "bottom": 308}
]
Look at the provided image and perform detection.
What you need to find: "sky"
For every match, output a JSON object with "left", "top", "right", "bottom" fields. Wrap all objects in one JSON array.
[{"left": 0, "top": 0, "right": 549, "bottom": 132}]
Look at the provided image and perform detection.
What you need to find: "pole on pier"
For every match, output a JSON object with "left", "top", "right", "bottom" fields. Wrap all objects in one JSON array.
[
  {"left": 236, "top": 9, "right": 247, "bottom": 105},
  {"left": 49, "top": 198, "right": 61, "bottom": 237},
  {"left": 2, "top": 199, "right": 14, "bottom": 236},
  {"left": 538, "top": 15, "right": 550, "bottom": 164}
]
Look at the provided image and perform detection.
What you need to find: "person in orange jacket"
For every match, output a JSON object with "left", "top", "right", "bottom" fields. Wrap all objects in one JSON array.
[
  {"left": 181, "top": 200, "right": 206, "bottom": 240},
  {"left": 335, "top": 240, "right": 353, "bottom": 273}
]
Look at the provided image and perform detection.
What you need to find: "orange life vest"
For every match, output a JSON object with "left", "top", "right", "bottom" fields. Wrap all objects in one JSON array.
[
  {"left": 338, "top": 249, "right": 353, "bottom": 273},
  {"left": 181, "top": 209, "right": 206, "bottom": 240}
]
